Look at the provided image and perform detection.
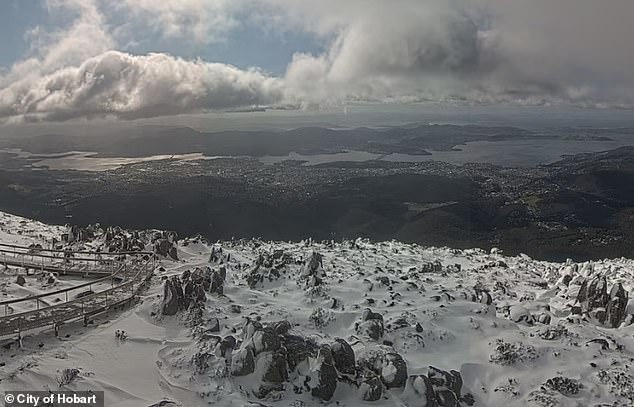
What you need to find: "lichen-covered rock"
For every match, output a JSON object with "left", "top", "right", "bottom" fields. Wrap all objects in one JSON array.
[{"left": 331, "top": 338, "right": 355, "bottom": 374}]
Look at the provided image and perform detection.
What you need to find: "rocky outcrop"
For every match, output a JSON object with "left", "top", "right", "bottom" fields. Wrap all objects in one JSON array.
[
  {"left": 359, "top": 374, "right": 383, "bottom": 401},
  {"left": 357, "top": 308, "right": 385, "bottom": 341},
  {"left": 357, "top": 345, "right": 408, "bottom": 390},
  {"left": 576, "top": 276, "right": 630, "bottom": 327},
  {"left": 606, "top": 283, "right": 628, "bottom": 328},
  {"left": 331, "top": 338, "right": 355, "bottom": 374},
  {"left": 155, "top": 239, "right": 178, "bottom": 260},
  {"left": 161, "top": 276, "right": 184, "bottom": 316},
  {"left": 301, "top": 251, "right": 326, "bottom": 286},
  {"left": 403, "top": 367, "right": 475, "bottom": 407},
  {"left": 310, "top": 345, "right": 338, "bottom": 401}
]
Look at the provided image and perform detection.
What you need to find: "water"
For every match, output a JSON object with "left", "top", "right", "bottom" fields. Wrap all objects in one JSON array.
[
  {"left": 3, "top": 134, "right": 634, "bottom": 171},
  {"left": 260, "top": 135, "right": 634, "bottom": 168}
]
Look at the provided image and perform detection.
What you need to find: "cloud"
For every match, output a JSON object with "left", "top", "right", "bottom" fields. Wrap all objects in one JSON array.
[
  {"left": 114, "top": 0, "right": 239, "bottom": 44},
  {"left": 275, "top": 0, "right": 634, "bottom": 109},
  {"left": 0, "top": 51, "right": 283, "bottom": 121},
  {"left": 2, "top": 0, "right": 634, "bottom": 122}
]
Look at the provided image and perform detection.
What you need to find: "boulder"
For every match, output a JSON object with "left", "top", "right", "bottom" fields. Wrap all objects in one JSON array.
[
  {"left": 310, "top": 345, "right": 338, "bottom": 401},
  {"left": 357, "top": 346, "right": 408, "bottom": 389},
  {"left": 16, "top": 275, "right": 26, "bottom": 286},
  {"left": 403, "top": 375, "right": 436, "bottom": 407},
  {"left": 359, "top": 374, "right": 383, "bottom": 401},
  {"left": 382, "top": 352, "right": 408, "bottom": 388},
  {"left": 302, "top": 251, "right": 326, "bottom": 286},
  {"left": 231, "top": 347, "right": 255, "bottom": 376},
  {"left": 282, "top": 334, "right": 318, "bottom": 371},
  {"left": 209, "top": 269, "right": 224, "bottom": 295},
  {"left": 331, "top": 338, "right": 355, "bottom": 374},
  {"left": 606, "top": 283, "right": 628, "bottom": 328},
  {"left": 161, "top": 277, "right": 184, "bottom": 316}
]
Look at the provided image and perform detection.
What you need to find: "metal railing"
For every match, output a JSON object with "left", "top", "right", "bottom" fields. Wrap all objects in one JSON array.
[{"left": 0, "top": 243, "right": 155, "bottom": 337}]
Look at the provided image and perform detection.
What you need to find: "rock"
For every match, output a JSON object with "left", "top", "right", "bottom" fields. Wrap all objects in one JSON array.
[
  {"left": 509, "top": 305, "right": 534, "bottom": 325},
  {"left": 606, "top": 283, "right": 628, "bottom": 328},
  {"left": 147, "top": 400, "right": 181, "bottom": 407},
  {"left": 357, "top": 308, "right": 385, "bottom": 340},
  {"left": 209, "top": 269, "right": 224, "bottom": 295},
  {"left": 403, "top": 375, "right": 436, "bottom": 407},
  {"left": 403, "top": 368, "right": 474, "bottom": 407},
  {"left": 231, "top": 347, "right": 255, "bottom": 376},
  {"left": 331, "top": 338, "right": 355, "bottom": 374},
  {"left": 208, "top": 318, "right": 220, "bottom": 332},
  {"left": 357, "top": 319, "right": 384, "bottom": 341},
  {"left": 249, "top": 327, "right": 281, "bottom": 355},
  {"left": 216, "top": 335, "right": 236, "bottom": 358},
  {"left": 362, "top": 308, "right": 384, "bottom": 322},
  {"left": 272, "top": 320, "right": 291, "bottom": 336},
  {"left": 283, "top": 334, "right": 318, "bottom": 371},
  {"left": 415, "top": 322, "right": 424, "bottom": 333},
  {"left": 246, "top": 264, "right": 282, "bottom": 289},
  {"left": 310, "top": 345, "right": 338, "bottom": 401},
  {"left": 161, "top": 277, "right": 183, "bottom": 316},
  {"left": 260, "top": 351, "right": 289, "bottom": 383},
  {"left": 155, "top": 239, "right": 178, "bottom": 260},
  {"left": 358, "top": 346, "right": 408, "bottom": 389},
  {"left": 15, "top": 275, "right": 26, "bottom": 286},
  {"left": 382, "top": 352, "right": 408, "bottom": 388},
  {"left": 302, "top": 251, "right": 326, "bottom": 286},
  {"left": 359, "top": 374, "right": 383, "bottom": 401},
  {"left": 537, "top": 313, "right": 551, "bottom": 325}
]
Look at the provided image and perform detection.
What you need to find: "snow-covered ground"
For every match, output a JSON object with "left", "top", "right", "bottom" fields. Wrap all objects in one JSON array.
[{"left": 1, "top": 209, "right": 634, "bottom": 406}]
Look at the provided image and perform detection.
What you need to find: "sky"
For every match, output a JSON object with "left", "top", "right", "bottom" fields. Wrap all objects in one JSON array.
[{"left": 0, "top": 0, "right": 633, "bottom": 123}]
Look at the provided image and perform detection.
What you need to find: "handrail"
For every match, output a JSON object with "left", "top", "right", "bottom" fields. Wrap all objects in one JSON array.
[
  {"left": 0, "top": 242, "right": 152, "bottom": 256},
  {"left": 0, "top": 263, "right": 126, "bottom": 306},
  {"left": 0, "top": 251, "right": 155, "bottom": 337}
]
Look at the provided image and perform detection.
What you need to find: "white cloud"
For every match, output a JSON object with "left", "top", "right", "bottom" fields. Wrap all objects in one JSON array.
[
  {"left": 115, "top": 0, "right": 239, "bottom": 44},
  {"left": 0, "top": 51, "right": 283, "bottom": 121},
  {"left": 2, "top": 0, "right": 634, "bottom": 122}
]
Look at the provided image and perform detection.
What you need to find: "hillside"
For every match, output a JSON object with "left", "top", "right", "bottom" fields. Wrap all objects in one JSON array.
[{"left": 1, "top": 210, "right": 634, "bottom": 406}]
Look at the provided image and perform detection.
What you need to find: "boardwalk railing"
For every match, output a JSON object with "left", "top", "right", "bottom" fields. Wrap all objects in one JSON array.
[{"left": 0, "top": 243, "right": 155, "bottom": 338}]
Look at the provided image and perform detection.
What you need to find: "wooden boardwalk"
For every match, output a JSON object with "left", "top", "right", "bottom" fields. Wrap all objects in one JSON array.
[{"left": 0, "top": 243, "right": 155, "bottom": 337}]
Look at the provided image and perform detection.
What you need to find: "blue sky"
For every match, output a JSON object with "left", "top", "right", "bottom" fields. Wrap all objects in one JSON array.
[{"left": 0, "top": 0, "right": 324, "bottom": 75}]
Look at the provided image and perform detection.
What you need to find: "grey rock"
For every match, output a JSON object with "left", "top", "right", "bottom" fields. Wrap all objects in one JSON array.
[
  {"left": 231, "top": 347, "right": 255, "bottom": 376},
  {"left": 311, "top": 345, "right": 337, "bottom": 401},
  {"left": 331, "top": 338, "right": 355, "bottom": 375},
  {"left": 360, "top": 374, "right": 383, "bottom": 401}
]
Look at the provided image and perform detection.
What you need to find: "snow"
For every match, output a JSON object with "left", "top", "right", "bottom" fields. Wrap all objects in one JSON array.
[{"left": 1, "top": 210, "right": 634, "bottom": 406}]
